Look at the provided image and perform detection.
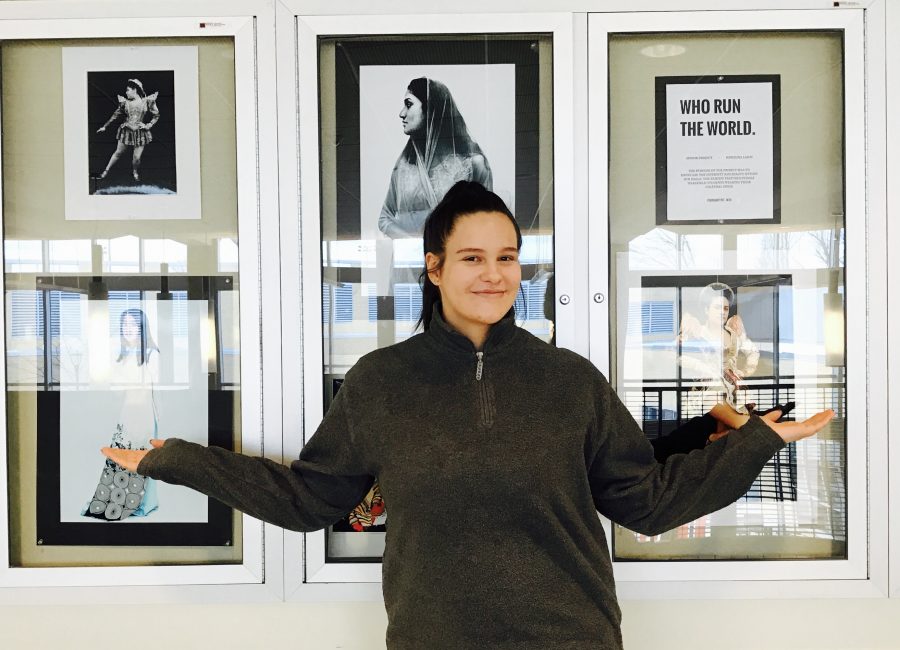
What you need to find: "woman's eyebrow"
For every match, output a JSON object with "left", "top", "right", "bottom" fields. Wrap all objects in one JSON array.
[{"left": 454, "top": 247, "right": 518, "bottom": 254}]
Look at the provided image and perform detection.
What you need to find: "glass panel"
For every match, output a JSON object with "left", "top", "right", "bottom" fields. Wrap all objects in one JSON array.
[
  {"left": 318, "top": 33, "right": 555, "bottom": 561},
  {"left": 608, "top": 31, "right": 846, "bottom": 560},
  {"left": 3, "top": 37, "right": 243, "bottom": 566}
]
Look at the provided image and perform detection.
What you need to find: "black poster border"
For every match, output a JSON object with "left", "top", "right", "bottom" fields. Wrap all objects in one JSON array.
[
  {"left": 654, "top": 74, "right": 782, "bottom": 226},
  {"left": 36, "top": 391, "right": 234, "bottom": 547},
  {"left": 326, "top": 35, "right": 549, "bottom": 240}
]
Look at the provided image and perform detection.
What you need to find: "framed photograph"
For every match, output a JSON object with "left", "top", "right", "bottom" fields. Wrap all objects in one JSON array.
[
  {"left": 35, "top": 275, "right": 235, "bottom": 546},
  {"left": 358, "top": 62, "right": 516, "bottom": 298},
  {"left": 359, "top": 64, "right": 517, "bottom": 240},
  {"left": 630, "top": 273, "right": 794, "bottom": 416},
  {"left": 325, "top": 38, "right": 544, "bottom": 306},
  {"left": 62, "top": 46, "right": 201, "bottom": 220},
  {"left": 655, "top": 74, "right": 781, "bottom": 225},
  {"left": 622, "top": 273, "right": 797, "bottom": 506}
]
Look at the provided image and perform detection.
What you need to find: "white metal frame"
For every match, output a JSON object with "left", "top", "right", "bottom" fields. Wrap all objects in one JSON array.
[
  {"left": 589, "top": 7, "right": 888, "bottom": 597},
  {"left": 280, "top": 8, "right": 577, "bottom": 596},
  {"left": 886, "top": 0, "right": 900, "bottom": 600},
  {"left": 0, "top": 1, "right": 283, "bottom": 601}
]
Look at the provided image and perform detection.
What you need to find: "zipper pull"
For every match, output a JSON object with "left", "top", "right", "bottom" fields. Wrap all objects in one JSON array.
[{"left": 475, "top": 351, "right": 484, "bottom": 381}]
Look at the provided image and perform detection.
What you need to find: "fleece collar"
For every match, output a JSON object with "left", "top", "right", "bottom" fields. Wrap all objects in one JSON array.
[{"left": 426, "top": 302, "right": 518, "bottom": 354}]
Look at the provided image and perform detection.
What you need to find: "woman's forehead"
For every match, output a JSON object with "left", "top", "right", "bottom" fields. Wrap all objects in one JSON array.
[{"left": 448, "top": 211, "right": 517, "bottom": 243}]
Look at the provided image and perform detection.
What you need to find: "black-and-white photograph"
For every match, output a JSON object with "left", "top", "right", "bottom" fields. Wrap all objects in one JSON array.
[
  {"left": 358, "top": 64, "right": 516, "bottom": 303},
  {"left": 62, "top": 46, "right": 201, "bottom": 220},
  {"left": 359, "top": 64, "right": 516, "bottom": 242},
  {"left": 88, "top": 71, "right": 176, "bottom": 195}
]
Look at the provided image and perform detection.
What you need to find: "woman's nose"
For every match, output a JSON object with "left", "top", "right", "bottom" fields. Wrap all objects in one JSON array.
[{"left": 481, "top": 262, "right": 502, "bottom": 281}]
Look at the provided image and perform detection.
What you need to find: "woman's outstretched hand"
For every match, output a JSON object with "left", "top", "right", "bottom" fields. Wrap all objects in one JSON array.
[
  {"left": 101, "top": 439, "right": 165, "bottom": 472},
  {"left": 764, "top": 409, "right": 835, "bottom": 443},
  {"left": 707, "top": 403, "right": 836, "bottom": 444}
]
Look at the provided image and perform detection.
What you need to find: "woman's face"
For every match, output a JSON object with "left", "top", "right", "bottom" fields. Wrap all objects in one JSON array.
[
  {"left": 399, "top": 91, "right": 424, "bottom": 135},
  {"left": 125, "top": 86, "right": 138, "bottom": 100},
  {"left": 426, "top": 211, "right": 521, "bottom": 346},
  {"left": 122, "top": 314, "right": 141, "bottom": 345},
  {"left": 706, "top": 295, "right": 730, "bottom": 326}
]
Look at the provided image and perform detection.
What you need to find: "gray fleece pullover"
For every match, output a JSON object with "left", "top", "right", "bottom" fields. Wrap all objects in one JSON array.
[{"left": 138, "top": 307, "right": 785, "bottom": 649}]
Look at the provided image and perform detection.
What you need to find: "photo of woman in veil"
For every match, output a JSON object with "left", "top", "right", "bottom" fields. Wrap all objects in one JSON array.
[{"left": 378, "top": 77, "right": 493, "bottom": 239}]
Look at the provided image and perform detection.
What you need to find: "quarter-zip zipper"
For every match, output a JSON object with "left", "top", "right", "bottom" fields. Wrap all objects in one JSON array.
[{"left": 474, "top": 351, "right": 494, "bottom": 427}]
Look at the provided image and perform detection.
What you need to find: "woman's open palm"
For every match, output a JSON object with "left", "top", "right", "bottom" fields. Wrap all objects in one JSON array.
[{"left": 101, "top": 438, "right": 165, "bottom": 472}]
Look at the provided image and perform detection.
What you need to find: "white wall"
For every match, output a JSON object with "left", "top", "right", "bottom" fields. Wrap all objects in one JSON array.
[{"left": 2, "top": 599, "right": 900, "bottom": 649}]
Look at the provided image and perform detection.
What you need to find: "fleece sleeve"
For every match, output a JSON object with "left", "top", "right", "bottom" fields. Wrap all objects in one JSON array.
[
  {"left": 587, "top": 375, "right": 785, "bottom": 537},
  {"left": 137, "top": 380, "right": 374, "bottom": 532}
]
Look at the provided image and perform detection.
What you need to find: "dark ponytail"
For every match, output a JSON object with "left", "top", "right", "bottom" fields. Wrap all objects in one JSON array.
[{"left": 417, "top": 181, "right": 521, "bottom": 331}]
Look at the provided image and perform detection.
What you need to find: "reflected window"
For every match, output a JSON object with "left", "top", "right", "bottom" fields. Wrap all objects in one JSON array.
[
  {"left": 48, "top": 240, "right": 92, "bottom": 273},
  {"left": 143, "top": 239, "right": 187, "bottom": 273},
  {"left": 737, "top": 228, "right": 845, "bottom": 270},
  {"left": 218, "top": 237, "right": 239, "bottom": 273},
  {"left": 628, "top": 229, "right": 723, "bottom": 271},
  {"left": 5, "top": 240, "right": 44, "bottom": 272}
]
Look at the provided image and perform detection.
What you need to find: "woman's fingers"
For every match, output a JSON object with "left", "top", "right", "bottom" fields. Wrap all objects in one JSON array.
[
  {"left": 769, "top": 410, "right": 835, "bottom": 444},
  {"left": 100, "top": 440, "right": 164, "bottom": 472},
  {"left": 100, "top": 447, "right": 150, "bottom": 473},
  {"left": 708, "top": 408, "right": 835, "bottom": 446}
]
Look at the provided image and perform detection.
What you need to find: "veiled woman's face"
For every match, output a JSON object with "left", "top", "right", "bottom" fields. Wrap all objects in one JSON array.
[
  {"left": 399, "top": 91, "right": 424, "bottom": 135},
  {"left": 125, "top": 86, "right": 138, "bottom": 100}
]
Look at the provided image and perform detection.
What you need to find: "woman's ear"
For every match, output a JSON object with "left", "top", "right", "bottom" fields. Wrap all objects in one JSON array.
[{"left": 424, "top": 252, "right": 441, "bottom": 286}]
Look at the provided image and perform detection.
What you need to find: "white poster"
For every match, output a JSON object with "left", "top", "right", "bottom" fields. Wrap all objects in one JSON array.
[
  {"left": 660, "top": 76, "right": 779, "bottom": 224},
  {"left": 59, "top": 300, "right": 210, "bottom": 524},
  {"left": 62, "top": 46, "right": 201, "bottom": 220},
  {"left": 359, "top": 64, "right": 517, "bottom": 241}
]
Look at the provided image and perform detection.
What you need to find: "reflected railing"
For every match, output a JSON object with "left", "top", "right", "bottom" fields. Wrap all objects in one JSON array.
[{"left": 623, "top": 378, "right": 846, "bottom": 504}]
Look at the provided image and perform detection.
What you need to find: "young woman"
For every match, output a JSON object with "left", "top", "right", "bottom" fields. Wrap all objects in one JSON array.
[
  {"left": 103, "top": 182, "right": 833, "bottom": 648},
  {"left": 678, "top": 281, "right": 760, "bottom": 412},
  {"left": 86, "top": 308, "right": 160, "bottom": 520},
  {"left": 378, "top": 77, "right": 492, "bottom": 239},
  {"left": 96, "top": 78, "right": 160, "bottom": 183}
]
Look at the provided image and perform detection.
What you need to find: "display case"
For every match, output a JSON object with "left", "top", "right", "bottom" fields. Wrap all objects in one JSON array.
[
  {"left": 279, "top": 9, "right": 576, "bottom": 592},
  {"left": 0, "top": 0, "right": 890, "bottom": 608},
  {"left": 0, "top": 4, "right": 278, "bottom": 594},
  {"left": 589, "top": 8, "right": 887, "bottom": 597}
]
